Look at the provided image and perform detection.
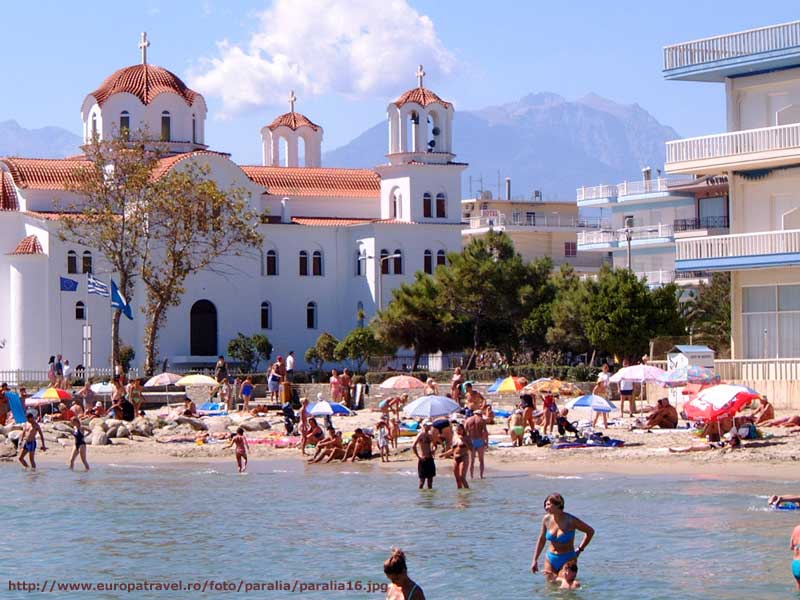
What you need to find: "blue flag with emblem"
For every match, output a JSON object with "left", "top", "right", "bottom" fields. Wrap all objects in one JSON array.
[
  {"left": 111, "top": 279, "right": 133, "bottom": 320},
  {"left": 60, "top": 277, "right": 78, "bottom": 292}
]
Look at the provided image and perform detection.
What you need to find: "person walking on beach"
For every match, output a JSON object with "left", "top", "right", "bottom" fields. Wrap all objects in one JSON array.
[
  {"left": 618, "top": 358, "right": 635, "bottom": 418},
  {"left": 68, "top": 416, "right": 89, "bottom": 471},
  {"left": 531, "top": 493, "right": 594, "bottom": 583},
  {"left": 592, "top": 364, "right": 611, "bottom": 429},
  {"left": 225, "top": 427, "right": 249, "bottom": 472},
  {"left": 412, "top": 421, "right": 436, "bottom": 489},
  {"left": 285, "top": 351, "right": 295, "bottom": 381},
  {"left": 267, "top": 358, "right": 283, "bottom": 403},
  {"left": 330, "top": 369, "right": 342, "bottom": 403},
  {"left": 47, "top": 356, "right": 56, "bottom": 387},
  {"left": 376, "top": 418, "right": 391, "bottom": 462},
  {"left": 465, "top": 410, "right": 488, "bottom": 479},
  {"left": 441, "top": 422, "right": 471, "bottom": 489},
  {"left": 54, "top": 354, "right": 64, "bottom": 388},
  {"left": 19, "top": 412, "right": 47, "bottom": 469},
  {"left": 451, "top": 367, "right": 464, "bottom": 404},
  {"left": 384, "top": 548, "right": 425, "bottom": 600},
  {"left": 240, "top": 376, "right": 254, "bottom": 413}
]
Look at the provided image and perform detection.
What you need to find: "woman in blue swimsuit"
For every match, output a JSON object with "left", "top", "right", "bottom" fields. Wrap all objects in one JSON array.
[
  {"left": 384, "top": 548, "right": 425, "bottom": 600},
  {"left": 531, "top": 493, "right": 594, "bottom": 582},
  {"left": 68, "top": 416, "right": 90, "bottom": 471}
]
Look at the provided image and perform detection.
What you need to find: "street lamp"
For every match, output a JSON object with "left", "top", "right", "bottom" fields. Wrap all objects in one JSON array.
[
  {"left": 359, "top": 253, "right": 401, "bottom": 312},
  {"left": 624, "top": 216, "right": 634, "bottom": 271}
]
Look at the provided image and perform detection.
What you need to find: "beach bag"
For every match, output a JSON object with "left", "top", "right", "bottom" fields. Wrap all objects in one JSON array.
[{"left": 737, "top": 423, "right": 758, "bottom": 440}]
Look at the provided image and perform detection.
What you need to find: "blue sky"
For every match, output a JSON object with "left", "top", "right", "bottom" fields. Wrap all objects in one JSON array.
[{"left": 1, "top": 1, "right": 798, "bottom": 164}]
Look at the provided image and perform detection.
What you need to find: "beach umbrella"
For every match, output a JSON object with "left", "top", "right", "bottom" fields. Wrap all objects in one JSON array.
[
  {"left": 145, "top": 372, "right": 183, "bottom": 387},
  {"left": 176, "top": 374, "right": 218, "bottom": 386},
  {"left": 524, "top": 378, "right": 581, "bottom": 396},
  {"left": 379, "top": 375, "right": 425, "bottom": 390},
  {"left": 657, "top": 366, "right": 718, "bottom": 388},
  {"left": 90, "top": 382, "right": 115, "bottom": 395},
  {"left": 609, "top": 364, "right": 666, "bottom": 383},
  {"left": 309, "top": 401, "right": 352, "bottom": 417},
  {"left": 683, "top": 384, "right": 760, "bottom": 421},
  {"left": 567, "top": 394, "right": 617, "bottom": 413},
  {"left": 494, "top": 376, "right": 527, "bottom": 393},
  {"left": 403, "top": 395, "right": 460, "bottom": 419},
  {"left": 31, "top": 387, "right": 72, "bottom": 400},
  {"left": 486, "top": 377, "right": 505, "bottom": 393},
  {"left": 459, "top": 380, "right": 476, "bottom": 395}
]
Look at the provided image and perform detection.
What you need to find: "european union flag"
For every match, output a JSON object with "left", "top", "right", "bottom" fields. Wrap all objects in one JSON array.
[{"left": 60, "top": 277, "right": 79, "bottom": 292}]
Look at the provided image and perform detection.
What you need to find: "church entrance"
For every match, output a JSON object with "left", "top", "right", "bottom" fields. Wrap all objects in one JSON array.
[{"left": 190, "top": 300, "right": 217, "bottom": 356}]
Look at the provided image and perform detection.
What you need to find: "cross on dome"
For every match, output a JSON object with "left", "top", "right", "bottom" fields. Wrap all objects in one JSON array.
[
  {"left": 289, "top": 90, "right": 297, "bottom": 113},
  {"left": 416, "top": 64, "right": 425, "bottom": 88},
  {"left": 139, "top": 32, "right": 150, "bottom": 65}
]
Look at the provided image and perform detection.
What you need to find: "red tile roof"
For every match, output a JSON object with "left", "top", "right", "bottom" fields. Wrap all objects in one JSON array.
[
  {"left": 22, "top": 211, "right": 90, "bottom": 221},
  {"left": 90, "top": 64, "right": 199, "bottom": 107},
  {"left": 150, "top": 150, "right": 232, "bottom": 179},
  {"left": 268, "top": 111, "right": 321, "bottom": 132},
  {"left": 1, "top": 171, "right": 18, "bottom": 211},
  {"left": 393, "top": 87, "right": 452, "bottom": 109},
  {"left": 10, "top": 235, "right": 44, "bottom": 255},
  {"left": 241, "top": 166, "right": 380, "bottom": 198},
  {"left": 1, "top": 157, "right": 90, "bottom": 190},
  {"left": 290, "top": 217, "right": 416, "bottom": 227}
]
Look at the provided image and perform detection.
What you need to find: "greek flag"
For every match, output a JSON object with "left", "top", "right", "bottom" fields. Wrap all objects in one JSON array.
[{"left": 87, "top": 273, "right": 110, "bottom": 297}]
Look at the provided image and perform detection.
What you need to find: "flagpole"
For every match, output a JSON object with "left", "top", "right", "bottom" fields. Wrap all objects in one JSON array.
[{"left": 58, "top": 285, "right": 63, "bottom": 354}]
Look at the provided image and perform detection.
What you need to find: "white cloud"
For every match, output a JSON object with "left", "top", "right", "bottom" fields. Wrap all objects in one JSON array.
[{"left": 188, "top": 0, "right": 455, "bottom": 117}]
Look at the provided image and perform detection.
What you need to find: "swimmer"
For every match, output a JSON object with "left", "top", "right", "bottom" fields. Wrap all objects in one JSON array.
[
  {"left": 384, "top": 548, "right": 425, "bottom": 600},
  {"left": 554, "top": 562, "right": 581, "bottom": 590},
  {"left": 225, "top": 427, "right": 249, "bottom": 472},
  {"left": 441, "top": 423, "right": 471, "bottom": 489},
  {"left": 413, "top": 421, "right": 435, "bottom": 489},
  {"left": 531, "top": 493, "right": 594, "bottom": 583},
  {"left": 464, "top": 410, "right": 488, "bottom": 479},
  {"left": 18, "top": 412, "right": 47, "bottom": 470},
  {"left": 770, "top": 495, "right": 800, "bottom": 508},
  {"left": 68, "top": 416, "right": 89, "bottom": 471}
]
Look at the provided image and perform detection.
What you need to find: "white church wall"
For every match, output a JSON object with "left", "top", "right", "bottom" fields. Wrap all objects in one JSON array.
[{"left": 262, "top": 194, "right": 378, "bottom": 220}]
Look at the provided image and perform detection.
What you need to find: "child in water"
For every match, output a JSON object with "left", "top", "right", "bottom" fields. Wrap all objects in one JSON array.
[
  {"left": 554, "top": 562, "right": 581, "bottom": 589},
  {"left": 225, "top": 427, "right": 249, "bottom": 472}
]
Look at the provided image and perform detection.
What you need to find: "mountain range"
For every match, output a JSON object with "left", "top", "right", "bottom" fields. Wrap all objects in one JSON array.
[
  {"left": 0, "top": 120, "right": 82, "bottom": 158},
  {"left": 324, "top": 92, "right": 680, "bottom": 199}
]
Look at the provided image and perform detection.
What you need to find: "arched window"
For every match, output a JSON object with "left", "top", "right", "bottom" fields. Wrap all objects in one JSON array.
[
  {"left": 67, "top": 250, "right": 78, "bottom": 274},
  {"left": 75, "top": 301, "right": 86, "bottom": 321},
  {"left": 437, "top": 249, "right": 447, "bottom": 267},
  {"left": 312, "top": 250, "right": 323, "bottom": 276},
  {"left": 357, "top": 301, "right": 365, "bottom": 327},
  {"left": 355, "top": 249, "right": 364, "bottom": 276},
  {"left": 391, "top": 188, "right": 402, "bottom": 219},
  {"left": 423, "top": 249, "right": 433, "bottom": 275},
  {"left": 393, "top": 249, "right": 403, "bottom": 275},
  {"left": 82, "top": 251, "right": 93, "bottom": 274},
  {"left": 423, "top": 192, "right": 432, "bottom": 218},
  {"left": 299, "top": 250, "right": 308, "bottom": 276},
  {"left": 120, "top": 111, "right": 130, "bottom": 140},
  {"left": 161, "top": 111, "right": 171, "bottom": 141},
  {"left": 380, "top": 249, "right": 389, "bottom": 274},
  {"left": 192, "top": 114, "right": 197, "bottom": 144},
  {"left": 436, "top": 193, "right": 447, "bottom": 218},
  {"left": 91, "top": 113, "right": 98, "bottom": 138},
  {"left": 260, "top": 301, "right": 272, "bottom": 329},
  {"left": 306, "top": 301, "right": 317, "bottom": 329},
  {"left": 266, "top": 250, "right": 278, "bottom": 276}
]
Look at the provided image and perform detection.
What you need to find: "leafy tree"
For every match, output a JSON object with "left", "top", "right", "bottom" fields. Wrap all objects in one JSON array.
[
  {"left": 372, "top": 273, "right": 451, "bottom": 370},
  {"left": 139, "top": 159, "right": 263, "bottom": 374},
  {"left": 60, "top": 134, "right": 159, "bottom": 367},
  {"left": 119, "top": 344, "right": 136, "bottom": 372},
  {"left": 227, "top": 333, "right": 273, "bottom": 374},
  {"left": 305, "top": 332, "right": 339, "bottom": 372},
  {"left": 518, "top": 257, "right": 557, "bottom": 353},
  {"left": 546, "top": 265, "right": 592, "bottom": 355},
  {"left": 684, "top": 272, "right": 731, "bottom": 356},
  {"left": 334, "top": 326, "right": 395, "bottom": 372}
]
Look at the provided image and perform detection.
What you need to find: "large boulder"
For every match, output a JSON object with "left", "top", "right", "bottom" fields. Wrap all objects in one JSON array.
[
  {"left": 52, "top": 422, "right": 73, "bottom": 434},
  {"left": 175, "top": 416, "right": 208, "bottom": 431},
  {"left": 106, "top": 425, "right": 120, "bottom": 438},
  {"left": 90, "top": 429, "right": 110, "bottom": 446},
  {"left": 239, "top": 418, "right": 271, "bottom": 432},
  {"left": 129, "top": 417, "right": 154, "bottom": 437},
  {"left": 116, "top": 425, "right": 130, "bottom": 439},
  {"left": 89, "top": 418, "right": 107, "bottom": 432},
  {"left": 205, "top": 416, "right": 233, "bottom": 433}
]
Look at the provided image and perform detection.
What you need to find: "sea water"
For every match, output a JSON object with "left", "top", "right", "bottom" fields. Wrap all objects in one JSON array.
[{"left": 0, "top": 459, "right": 796, "bottom": 599}]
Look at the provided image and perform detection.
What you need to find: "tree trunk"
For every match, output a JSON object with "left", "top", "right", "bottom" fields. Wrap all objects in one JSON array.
[
  {"left": 144, "top": 300, "right": 167, "bottom": 376},
  {"left": 111, "top": 310, "right": 121, "bottom": 370},
  {"left": 411, "top": 347, "right": 421, "bottom": 372},
  {"left": 589, "top": 348, "right": 596, "bottom": 367}
]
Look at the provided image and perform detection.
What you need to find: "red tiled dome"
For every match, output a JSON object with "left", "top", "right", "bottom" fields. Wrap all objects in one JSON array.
[
  {"left": 393, "top": 87, "right": 451, "bottom": 109},
  {"left": 90, "top": 64, "right": 199, "bottom": 107},
  {"left": 268, "top": 112, "right": 321, "bottom": 132}
]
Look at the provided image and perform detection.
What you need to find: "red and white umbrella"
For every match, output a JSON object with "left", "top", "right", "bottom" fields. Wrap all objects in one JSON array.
[
  {"left": 610, "top": 364, "right": 666, "bottom": 383},
  {"left": 379, "top": 375, "right": 425, "bottom": 390},
  {"left": 683, "top": 384, "right": 760, "bottom": 421}
]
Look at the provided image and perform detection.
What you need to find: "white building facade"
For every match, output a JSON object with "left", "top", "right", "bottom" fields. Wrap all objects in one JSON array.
[{"left": 0, "top": 42, "right": 465, "bottom": 372}]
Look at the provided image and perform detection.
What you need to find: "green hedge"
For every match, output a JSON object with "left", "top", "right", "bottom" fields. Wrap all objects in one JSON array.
[{"left": 364, "top": 364, "right": 600, "bottom": 385}]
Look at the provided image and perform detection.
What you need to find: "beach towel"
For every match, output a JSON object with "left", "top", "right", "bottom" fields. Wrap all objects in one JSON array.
[
  {"left": 6, "top": 392, "right": 26, "bottom": 424},
  {"left": 493, "top": 409, "right": 511, "bottom": 418},
  {"left": 551, "top": 438, "right": 625, "bottom": 449}
]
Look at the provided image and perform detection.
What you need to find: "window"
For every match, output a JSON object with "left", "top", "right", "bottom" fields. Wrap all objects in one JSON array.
[
  {"left": 75, "top": 301, "right": 85, "bottom": 321},
  {"left": 743, "top": 285, "right": 800, "bottom": 358},
  {"left": 423, "top": 193, "right": 432, "bottom": 218},
  {"left": 355, "top": 250, "right": 363, "bottom": 276},
  {"left": 120, "top": 111, "right": 130, "bottom": 139},
  {"left": 260, "top": 301, "right": 272, "bottom": 329},
  {"left": 393, "top": 249, "right": 403, "bottom": 275},
  {"left": 423, "top": 249, "right": 433, "bottom": 274},
  {"left": 299, "top": 251, "right": 308, "bottom": 276},
  {"left": 312, "top": 250, "right": 323, "bottom": 276},
  {"left": 564, "top": 242, "right": 577, "bottom": 257},
  {"left": 357, "top": 301, "right": 365, "bottom": 327},
  {"left": 82, "top": 251, "right": 93, "bottom": 274},
  {"left": 91, "top": 114, "right": 98, "bottom": 138},
  {"left": 306, "top": 302, "right": 317, "bottom": 329},
  {"left": 436, "top": 193, "right": 446, "bottom": 218},
  {"left": 266, "top": 250, "right": 278, "bottom": 276},
  {"left": 192, "top": 114, "right": 197, "bottom": 144},
  {"left": 161, "top": 111, "right": 171, "bottom": 141},
  {"left": 436, "top": 249, "right": 446, "bottom": 267},
  {"left": 67, "top": 250, "right": 77, "bottom": 274},
  {"left": 380, "top": 249, "right": 389, "bottom": 274}
]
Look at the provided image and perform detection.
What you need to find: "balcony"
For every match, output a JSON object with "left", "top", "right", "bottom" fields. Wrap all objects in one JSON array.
[
  {"left": 466, "top": 211, "right": 607, "bottom": 233},
  {"left": 576, "top": 184, "right": 617, "bottom": 207},
  {"left": 666, "top": 122, "right": 800, "bottom": 174},
  {"left": 577, "top": 223, "right": 675, "bottom": 249},
  {"left": 673, "top": 216, "right": 730, "bottom": 232},
  {"left": 664, "top": 20, "right": 800, "bottom": 82},
  {"left": 577, "top": 177, "right": 694, "bottom": 207},
  {"left": 675, "top": 228, "right": 800, "bottom": 271}
]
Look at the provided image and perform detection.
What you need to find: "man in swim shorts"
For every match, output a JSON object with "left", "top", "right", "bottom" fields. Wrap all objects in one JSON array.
[
  {"left": 413, "top": 421, "right": 435, "bottom": 489},
  {"left": 465, "top": 410, "right": 488, "bottom": 479},
  {"left": 19, "top": 412, "right": 47, "bottom": 469}
]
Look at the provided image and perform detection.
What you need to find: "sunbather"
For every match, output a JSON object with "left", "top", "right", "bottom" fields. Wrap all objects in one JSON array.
[
  {"left": 761, "top": 415, "right": 800, "bottom": 428},
  {"left": 632, "top": 398, "right": 678, "bottom": 430},
  {"left": 308, "top": 426, "right": 337, "bottom": 463},
  {"left": 669, "top": 432, "right": 741, "bottom": 453}
]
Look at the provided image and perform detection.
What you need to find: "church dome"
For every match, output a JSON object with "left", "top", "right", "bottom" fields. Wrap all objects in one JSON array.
[
  {"left": 267, "top": 111, "right": 321, "bottom": 132},
  {"left": 90, "top": 64, "right": 199, "bottom": 107},
  {"left": 392, "top": 86, "right": 452, "bottom": 109}
]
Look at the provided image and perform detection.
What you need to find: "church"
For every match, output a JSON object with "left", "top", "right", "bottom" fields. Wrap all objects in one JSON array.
[{"left": 0, "top": 34, "right": 466, "bottom": 372}]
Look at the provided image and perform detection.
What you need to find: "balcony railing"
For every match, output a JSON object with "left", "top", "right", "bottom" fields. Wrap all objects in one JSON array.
[
  {"left": 576, "top": 184, "right": 617, "bottom": 202},
  {"left": 676, "top": 228, "right": 800, "bottom": 261},
  {"left": 666, "top": 122, "right": 800, "bottom": 165},
  {"left": 673, "top": 216, "right": 730, "bottom": 232},
  {"left": 469, "top": 212, "right": 608, "bottom": 230},
  {"left": 617, "top": 176, "right": 694, "bottom": 196},
  {"left": 664, "top": 20, "right": 800, "bottom": 70},
  {"left": 578, "top": 223, "right": 675, "bottom": 246}
]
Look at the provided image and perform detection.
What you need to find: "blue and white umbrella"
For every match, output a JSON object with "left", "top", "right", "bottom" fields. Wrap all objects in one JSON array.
[
  {"left": 403, "top": 395, "right": 460, "bottom": 419},
  {"left": 567, "top": 394, "right": 617, "bottom": 413},
  {"left": 308, "top": 400, "right": 352, "bottom": 417}
]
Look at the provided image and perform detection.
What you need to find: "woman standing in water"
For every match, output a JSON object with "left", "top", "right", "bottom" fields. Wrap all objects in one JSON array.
[
  {"left": 791, "top": 523, "right": 800, "bottom": 590},
  {"left": 531, "top": 493, "right": 594, "bottom": 584},
  {"left": 384, "top": 548, "right": 425, "bottom": 600},
  {"left": 441, "top": 422, "right": 471, "bottom": 489}
]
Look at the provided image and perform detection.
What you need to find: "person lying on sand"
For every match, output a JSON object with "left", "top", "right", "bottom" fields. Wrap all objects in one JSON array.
[
  {"left": 669, "top": 432, "right": 741, "bottom": 453},
  {"left": 760, "top": 415, "right": 800, "bottom": 428},
  {"left": 632, "top": 398, "right": 678, "bottom": 430}
]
